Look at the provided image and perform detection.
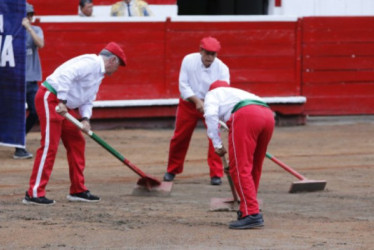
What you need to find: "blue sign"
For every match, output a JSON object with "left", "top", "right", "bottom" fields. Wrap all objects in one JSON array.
[{"left": 0, "top": 0, "right": 26, "bottom": 147}]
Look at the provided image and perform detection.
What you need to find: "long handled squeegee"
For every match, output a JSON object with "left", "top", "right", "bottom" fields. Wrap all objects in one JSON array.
[
  {"left": 56, "top": 108, "right": 161, "bottom": 190},
  {"left": 218, "top": 120, "right": 326, "bottom": 193},
  {"left": 265, "top": 152, "right": 326, "bottom": 193}
]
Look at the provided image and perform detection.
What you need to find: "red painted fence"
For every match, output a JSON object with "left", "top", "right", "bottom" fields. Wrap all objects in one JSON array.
[
  {"left": 28, "top": 0, "right": 77, "bottom": 15},
  {"left": 302, "top": 17, "right": 374, "bottom": 115},
  {"left": 35, "top": 16, "right": 374, "bottom": 120}
]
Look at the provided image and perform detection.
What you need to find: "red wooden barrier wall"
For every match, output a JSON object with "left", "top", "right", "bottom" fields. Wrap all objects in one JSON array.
[
  {"left": 35, "top": 16, "right": 374, "bottom": 120},
  {"left": 38, "top": 21, "right": 168, "bottom": 100},
  {"left": 38, "top": 18, "right": 301, "bottom": 119},
  {"left": 302, "top": 17, "right": 374, "bottom": 115},
  {"left": 28, "top": 0, "right": 77, "bottom": 15},
  {"left": 166, "top": 20, "right": 300, "bottom": 97}
]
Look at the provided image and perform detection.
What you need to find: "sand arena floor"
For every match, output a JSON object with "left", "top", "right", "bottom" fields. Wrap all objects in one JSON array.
[{"left": 0, "top": 116, "right": 373, "bottom": 249}]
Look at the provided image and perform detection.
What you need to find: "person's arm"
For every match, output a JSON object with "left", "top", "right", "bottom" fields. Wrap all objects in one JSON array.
[
  {"left": 75, "top": 86, "right": 94, "bottom": 134},
  {"left": 179, "top": 56, "right": 204, "bottom": 112},
  {"left": 205, "top": 114, "right": 222, "bottom": 148},
  {"left": 76, "top": 60, "right": 98, "bottom": 120},
  {"left": 188, "top": 96, "right": 204, "bottom": 113},
  {"left": 110, "top": 2, "right": 121, "bottom": 16},
  {"left": 55, "top": 101, "right": 91, "bottom": 133},
  {"left": 179, "top": 57, "right": 195, "bottom": 99},
  {"left": 80, "top": 116, "right": 91, "bottom": 132},
  {"left": 219, "top": 63, "right": 230, "bottom": 84},
  {"left": 139, "top": 1, "right": 153, "bottom": 16},
  {"left": 81, "top": 119, "right": 91, "bottom": 133},
  {"left": 53, "top": 65, "right": 81, "bottom": 102},
  {"left": 204, "top": 93, "right": 223, "bottom": 150},
  {"left": 53, "top": 57, "right": 95, "bottom": 105},
  {"left": 205, "top": 112, "right": 226, "bottom": 156},
  {"left": 76, "top": 58, "right": 103, "bottom": 132},
  {"left": 79, "top": 102, "right": 94, "bottom": 123},
  {"left": 55, "top": 57, "right": 99, "bottom": 132},
  {"left": 22, "top": 18, "right": 44, "bottom": 48}
]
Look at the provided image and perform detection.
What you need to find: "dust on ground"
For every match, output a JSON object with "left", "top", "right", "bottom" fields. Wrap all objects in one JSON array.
[{"left": 0, "top": 117, "right": 373, "bottom": 249}]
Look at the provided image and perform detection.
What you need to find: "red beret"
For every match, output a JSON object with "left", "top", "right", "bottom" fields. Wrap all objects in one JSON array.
[
  {"left": 209, "top": 80, "right": 229, "bottom": 91},
  {"left": 104, "top": 42, "right": 127, "bottom": 66},
  {"left": 200, "top": 36, "right": 221, "bottom": 52}
]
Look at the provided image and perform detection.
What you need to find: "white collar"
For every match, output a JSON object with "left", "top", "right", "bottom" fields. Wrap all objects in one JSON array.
[
  {"left": 99, "top": 55, "right": 106, "bottom": 74},
  {"left": 200, "top": 59, "right": 213, "bottom": 70}
]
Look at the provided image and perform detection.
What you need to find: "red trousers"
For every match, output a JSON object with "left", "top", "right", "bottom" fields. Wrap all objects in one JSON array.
[
  {"left": 167, "top": 98, "right": 223, "bottom": 178},
  {"left": 27, "top": 86, "right": 87, "bottom": 198},
  {"left": 227, "top": 105, "right": 274, "bottom": 217}
]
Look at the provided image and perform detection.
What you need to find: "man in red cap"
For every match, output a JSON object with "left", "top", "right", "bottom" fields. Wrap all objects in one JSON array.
[
  {"left": 23, "top": 42, "right": 126, "bottom": 205},
  {"left": 204, "top": 80, "right": 274, "bottom": 229},
  {"left": 163, "top": 36, "right": 230, "bottom": 185}
]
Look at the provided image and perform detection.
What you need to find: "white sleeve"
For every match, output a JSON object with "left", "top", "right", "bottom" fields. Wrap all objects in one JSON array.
[
  {"left": 204, "top": 94, "right": 222, "bottom": 149},
  {"left": 219, "top": 63, "right": 230, "bottom": 84},
  {"left": 79, "top": 101, "right": 94, "bottom": 119},
  {"left": 78, "top": 62, "right": 100, "bottom": 119},
  {"left": 55, "top": 69, "right": 78, "bottom": 101},
  {"left": 55, "top": 59, "right": 93, "bottom": 101},
  {"left": 178, "top": 57, "right": 195, "bottom": 99}
]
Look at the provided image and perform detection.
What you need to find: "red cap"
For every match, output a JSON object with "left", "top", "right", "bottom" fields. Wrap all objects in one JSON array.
[
  {"left": 200, "top": 36, "right": 221, "bottom": 52},
  {"left": 209, "top": 80, "right": 229, "bottom": 91},
  {"left": 104, "top": 42, "right": 127, "bottom": 66}
]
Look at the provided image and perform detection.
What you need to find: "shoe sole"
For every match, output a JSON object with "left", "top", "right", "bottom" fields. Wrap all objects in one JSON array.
[
  {"left": 229, "top": 222, "right": 264, "bottom": 230},
  {"left": 67, "top": 195, "right": 100, "bottom": 203},
  {"left": 163, "top": 179, "right": 174, "bottom": 182},
  {"left": 22, "top": 199, "right": 55, "bottom": 206},
  {"left": 13, "top": 155, "right": 33, "bottom": 159},
  {"left": 163, "top": 175, "right": 175, "bottom": 182},
  {"left": 211, "top": 182, "right": 222, "bottom": 185}
]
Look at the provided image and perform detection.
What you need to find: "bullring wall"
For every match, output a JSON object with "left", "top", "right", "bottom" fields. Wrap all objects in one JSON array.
[{"left": 34, "top": 15, "right": 374, "bottom": 120}]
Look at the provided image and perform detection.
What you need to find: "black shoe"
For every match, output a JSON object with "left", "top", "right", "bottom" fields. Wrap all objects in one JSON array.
[
  {"left": 236, "top": 210, "right": 243, "bottom": 220},
  {"left": 163, "top": 172, "right": 175, "bottom": 182},
  {"left": 229, "top": 213, "right": 264, "bottom": 229},
  {"left": 210, "top": 177, "right": 222, "bottom": 185},
  {"left": 67, "top": 190, "right": 100, "bottom": 202},
  {"left": 22, "top": 191, "right": 55, "bottom": 205},
  {"left": 14, "top": 148, "right": 33, "bottom": 159}
]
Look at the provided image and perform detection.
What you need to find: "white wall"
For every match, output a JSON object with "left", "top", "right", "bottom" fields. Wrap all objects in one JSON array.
[
  {"left": 268, "top": 0, "right": 374, "bottom": 16},
  {"left": 92, "top": 5, "right": 177, "bottom": 18},
  {"left": 89, "top": 1, "right": 373, "bottom": 18}
]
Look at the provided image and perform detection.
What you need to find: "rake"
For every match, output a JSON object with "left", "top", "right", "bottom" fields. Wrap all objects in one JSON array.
[{"left": 56, "top": 108, "right": 162, "bottom": 191}]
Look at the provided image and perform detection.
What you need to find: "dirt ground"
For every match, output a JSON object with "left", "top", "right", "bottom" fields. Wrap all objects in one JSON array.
[{"left": 0, "top": 116, "right": 373, "bottom": 249}]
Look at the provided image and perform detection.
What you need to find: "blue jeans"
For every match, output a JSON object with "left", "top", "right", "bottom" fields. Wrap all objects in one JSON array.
[{"left": 25, "top": 81, "right": 39, "bottom": 133}]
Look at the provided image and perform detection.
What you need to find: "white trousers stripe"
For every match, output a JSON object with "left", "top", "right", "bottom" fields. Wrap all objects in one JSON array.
[
  {"left": 231, "top": 113, "right": 249, "bottom": 216},
  {"left": 32, "top": 91, "right": 51, "bottom": 197}
]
